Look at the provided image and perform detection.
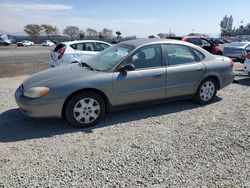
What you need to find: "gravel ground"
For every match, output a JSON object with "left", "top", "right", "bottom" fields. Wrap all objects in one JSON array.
[
  {"left": 0, "top": 45, "right": 51, "bottom": 78},
  {"left": 0, "top": 54, "right": 250, "bottom": 186}
]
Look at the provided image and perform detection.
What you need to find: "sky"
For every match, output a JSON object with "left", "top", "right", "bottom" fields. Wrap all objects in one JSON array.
[{"left": 0, "top": 0, "right": 249, "bottom": 37}]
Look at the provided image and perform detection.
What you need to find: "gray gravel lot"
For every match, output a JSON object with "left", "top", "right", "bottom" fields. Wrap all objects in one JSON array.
[{"left": 0, "top": 46, "right": 249, "bottom": 187}]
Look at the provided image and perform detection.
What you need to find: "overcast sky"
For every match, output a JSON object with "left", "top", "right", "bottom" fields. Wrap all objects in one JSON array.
[{"left": 0, "top": 0, "right": 249, "bottom": 37}]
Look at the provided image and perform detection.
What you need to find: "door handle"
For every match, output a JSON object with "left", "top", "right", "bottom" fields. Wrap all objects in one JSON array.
[
  {"left": 152, "top": 74, "right": 163, "bottom": 77},
  {"left": 196, "top": 67, "right": 203, "bottom": 71}
]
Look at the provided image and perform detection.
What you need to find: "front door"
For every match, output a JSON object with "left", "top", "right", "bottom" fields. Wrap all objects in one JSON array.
[{"left": 113, "top": 44, "right": 166, "bottom": 105}]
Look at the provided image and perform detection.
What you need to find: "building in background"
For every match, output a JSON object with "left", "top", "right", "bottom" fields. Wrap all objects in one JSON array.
[{"left": 220, "top": 15, "right": 233, "bottom": 34}]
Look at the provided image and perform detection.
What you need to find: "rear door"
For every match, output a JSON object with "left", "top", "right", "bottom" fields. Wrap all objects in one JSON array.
[{"left": 164, "top": 44, "right": 206, "bottom": 98}]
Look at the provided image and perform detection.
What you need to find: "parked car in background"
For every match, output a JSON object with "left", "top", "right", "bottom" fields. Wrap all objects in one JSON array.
[
  {"left": 15, "top": 39, "right": 234, "bottom": 128},
  {"left": 223, "top": 42, "right": 250, "bottom": 63},
  {"left": 0, "top": 34, "right": 12, "bottom": 45},
  {"left": 244, "top": 53, "right": 250, "bottom": 76},
  {"left": 182, "top": 36, "right": 223, "bottom": 55},
  {"left": 51, "top": 40, "right": 111, "bottom": 67},
  {"left": 16, "top": 40, "right": 34, "bottom": 47},
  {"left": 42, "top": 40, "right": 54, "bottom": 46},
  {"left": 213, "top": 38, "right": 225, "bottom": 44}
]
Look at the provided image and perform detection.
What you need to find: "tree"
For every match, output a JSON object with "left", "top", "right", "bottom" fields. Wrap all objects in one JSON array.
[
  {"left": 63, "top": 26, "right": 80, "bottom": 39},
  {"left": 86, "top": 28, "right": 98, "bottom": 38},
  {"left": 41, "top": 24, "right": 58, "bottom": 38},
  {"left": 102, "top": 28, "right": 113, "bottom": 39},
  {"left": 98, "top": 32, "right": 104, "bottom": 39},
  {"left": 79, "top": 31, "right": 85, "bottom": 39},
  {"left": 116, "top": 31, "right": 121, "bottom": 38},
  {"left": 24, "top": 24, "right": 43, "bottom": 37}
]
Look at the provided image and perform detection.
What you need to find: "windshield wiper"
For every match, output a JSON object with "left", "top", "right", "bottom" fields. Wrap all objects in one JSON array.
[{"left": 79, "top": 62, "right": 99, "bottom": 71}]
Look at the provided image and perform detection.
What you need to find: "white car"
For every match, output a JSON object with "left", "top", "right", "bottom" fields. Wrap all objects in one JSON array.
[
  {"left": 42, "top": 40, "right": 54, "bottom": 46},
  {"left": 51, "top": 40, "right": 111, "bottom": 67},
  {"left": 17, "top": 40, "right": 34, "bottom": 47},
  {"left": 244, "top": 53, "right": 250, "bottom": 76}
]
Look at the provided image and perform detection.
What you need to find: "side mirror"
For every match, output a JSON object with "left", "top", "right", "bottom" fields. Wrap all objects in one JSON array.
[{"left": 119, "top": 63, "right": 135, "bottom": 72}]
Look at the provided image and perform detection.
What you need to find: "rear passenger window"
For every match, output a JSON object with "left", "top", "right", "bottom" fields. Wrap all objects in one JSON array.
[
  {"left": 85, "top": 43, "right": 95, "bottom": 51},
  {"left": 164, "top": 44, "right": 197, "bottom": 66},
  {"left": 71, "top": 43, "right": 95, "bottom": 51},
  {"left": 193, "top": 49, "right": 205, "bottom": 60}
]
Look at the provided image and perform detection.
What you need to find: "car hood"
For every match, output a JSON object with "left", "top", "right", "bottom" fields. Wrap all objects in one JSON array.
[{"left": 22, "top": 64, "right": 97, "bottom": 89}]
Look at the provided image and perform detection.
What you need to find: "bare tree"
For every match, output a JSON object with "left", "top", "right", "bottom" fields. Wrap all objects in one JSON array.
[
  {"left": 102, "top": 28, "right": 113, "bottom": 39},
  {"left": 24, "top": 24, "right": 43, "bottom": 37},
  {"left": 86, "top": 28, "right": 98, "bottom": 38},
  {"left": 63, "top": 26, "right": 80, "bottom": 39},
  {"left": 41, "top": 24, "right": 58, "bottom": 39}
]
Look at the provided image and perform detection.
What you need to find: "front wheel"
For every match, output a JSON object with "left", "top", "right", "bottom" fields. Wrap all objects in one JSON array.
[
  {"left": 194, "top": 78, "right": 218, "bottom": 104},
  {"left": 65, "top": 92, "right": 105, "bottom": 128}
]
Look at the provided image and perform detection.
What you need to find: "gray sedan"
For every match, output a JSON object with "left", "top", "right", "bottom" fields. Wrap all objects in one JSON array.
[{"left": 15, "top": 39, "right": 235, "bottom": 127}]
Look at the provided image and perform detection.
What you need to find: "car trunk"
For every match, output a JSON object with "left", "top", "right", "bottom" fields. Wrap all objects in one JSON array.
[{"left": 51, "top": 43, "right": 66, "bottom": 61}]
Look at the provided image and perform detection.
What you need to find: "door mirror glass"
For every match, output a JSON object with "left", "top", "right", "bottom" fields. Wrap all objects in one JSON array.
[{"left": 119, "top": 63, "right": 135, "bottom": 72}]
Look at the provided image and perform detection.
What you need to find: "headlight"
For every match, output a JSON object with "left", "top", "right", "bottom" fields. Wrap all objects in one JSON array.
[{"left": 23, "top": 87, "right": 50, "bottom": 98}]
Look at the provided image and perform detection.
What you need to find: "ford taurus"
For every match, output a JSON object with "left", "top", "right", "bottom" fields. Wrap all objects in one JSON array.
[{"left": 15, "top": 39, "right": 235, "bottom": 127}]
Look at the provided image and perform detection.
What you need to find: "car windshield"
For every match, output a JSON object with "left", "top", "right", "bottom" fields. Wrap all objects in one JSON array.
[
  {"left": 228, "top": 42, "right": 248, "bottom": 47},
  {"left": 86, "top": 43, "right": 135, "bottom": 71}
]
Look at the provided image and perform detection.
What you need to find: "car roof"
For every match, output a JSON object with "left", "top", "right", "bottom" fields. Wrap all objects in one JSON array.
[
  {"left": 120, "top": 38, "right": 199, "bottom": 48},
  {"left": 62, "top": 40, "right": 111, "bottom": 45},
  {"left": 120, "top": 38, "right": 214, "bottom": 59}
]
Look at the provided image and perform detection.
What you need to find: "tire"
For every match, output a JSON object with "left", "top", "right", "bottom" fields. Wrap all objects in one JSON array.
[
  {"left": 240, "top": 58, "right": 245, "bottom": 64},
  {"left": 65, "top": 92, "right": 105, "bottom": 128},
  {"left": 193, "top": 78, "right": 218, "bottom": 104}
]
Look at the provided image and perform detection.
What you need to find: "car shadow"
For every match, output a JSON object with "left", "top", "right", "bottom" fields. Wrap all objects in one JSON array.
[
  {"left": 234, "top": 77, "right": 250, "bottom": 86},
  {"left": 0, "top": 98, "right": 222, "bottom": 143}
]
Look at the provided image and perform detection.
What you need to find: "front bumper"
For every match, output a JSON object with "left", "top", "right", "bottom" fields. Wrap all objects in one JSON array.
[{"left": 15, "top": 85, "right": 65, "bottom": 118}]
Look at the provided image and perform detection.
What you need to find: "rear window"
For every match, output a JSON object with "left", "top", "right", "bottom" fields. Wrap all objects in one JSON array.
[{"left": 54, "top": 44, "right": 65, "bottom": 52}]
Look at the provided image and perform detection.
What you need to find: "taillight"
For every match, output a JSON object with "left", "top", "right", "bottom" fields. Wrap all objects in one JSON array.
[
  {"left": 58, "top": 47, "right": 66, "bottom": 60},
  {"left": 246, "top": 53, "right": 250, "bottom": 60},
  {"left": 229, "top": 59, "right": 234, "bottom": 68}
]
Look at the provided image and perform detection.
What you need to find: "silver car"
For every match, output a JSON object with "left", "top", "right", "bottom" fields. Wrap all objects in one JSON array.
[
  {"left": 15, "top": 39, "right": 235, "bottom": 127},
  {"left": 51, "top": 40, "right": 111, "bottom": 67},
  {"left": 223, "top": 42, "right": 250, "bottom": 62}
]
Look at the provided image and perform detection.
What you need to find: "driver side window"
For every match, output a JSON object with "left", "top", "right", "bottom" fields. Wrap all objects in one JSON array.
[{"left": 130, "top": 44, "right": 162, "bottom": 69}]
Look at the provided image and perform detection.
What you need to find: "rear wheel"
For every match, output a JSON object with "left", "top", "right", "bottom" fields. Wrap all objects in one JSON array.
[
  {"left": 194, "top": 78, "right": 218, "bottom": 104},
  {"left": 65, "top": 92, "right": 105, "bottom": 128}
]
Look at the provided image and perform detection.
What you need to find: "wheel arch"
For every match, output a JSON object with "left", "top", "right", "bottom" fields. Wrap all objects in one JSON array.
[
  {"left": 195, "top": 74, "right": 221, "bottom": 93},
  {"left": 61, "top": 88, "right": 111, "bottom": 118}
]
